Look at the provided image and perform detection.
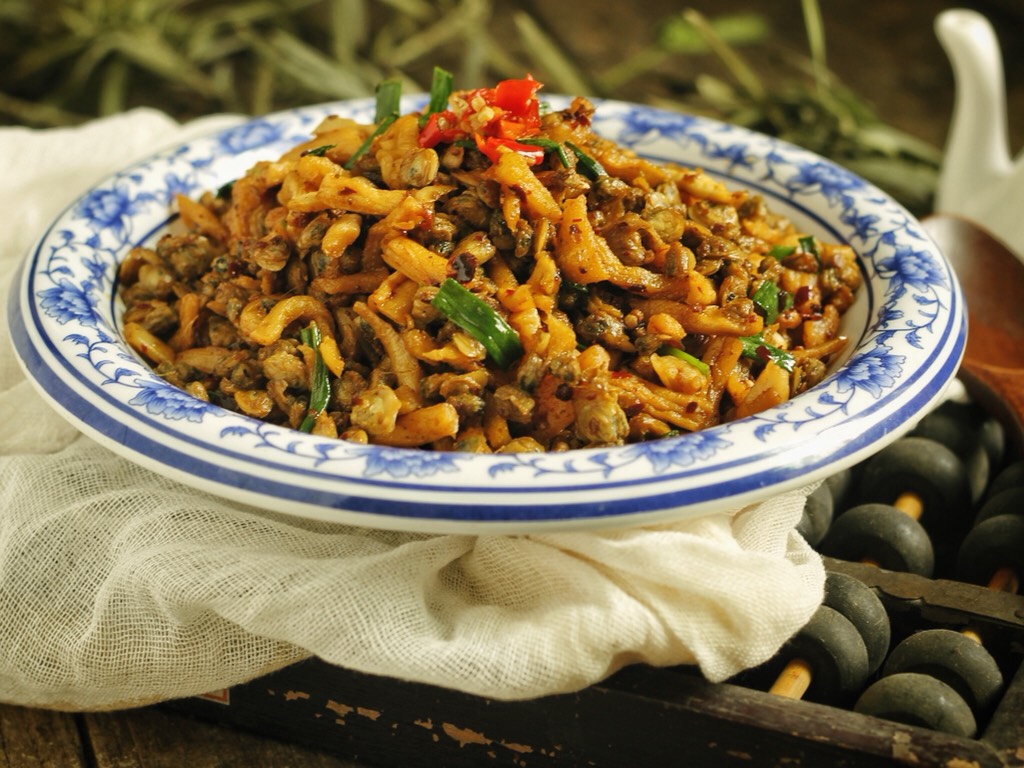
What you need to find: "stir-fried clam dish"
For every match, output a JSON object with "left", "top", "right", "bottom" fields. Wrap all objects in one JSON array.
[{"left": 120, "top": 70, "right": 861, "bottom": 452}]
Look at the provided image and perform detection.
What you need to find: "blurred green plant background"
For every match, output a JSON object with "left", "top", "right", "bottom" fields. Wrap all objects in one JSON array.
[{"left": 0, "top": 0, "right": 941, "bottom": 211}]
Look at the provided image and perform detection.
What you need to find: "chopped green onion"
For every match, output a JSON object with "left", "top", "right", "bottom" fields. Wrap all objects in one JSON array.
[
  {"left": 302, "top": 144, "right": 334, "bottom": 157},
  {"left": 519, "top": 137, "right": 571, "bottom": 167},
  {"left": 768, "top": 244, "right": 795, "bottom": 259},
  {"left": 561, "top": 279, "right": 590, "bottom": 305},
  {"left": 299, "top": 322, "right": 331, "bottom": 432},
  {"left": 344, "top": 78, "right": 402, "bottom": 170},
  {"left": 373, "top": 78, "right": 403, "bottom": 123},
  {"left": 751, "top": 279, "right": 791, "bottom": 325},
  {"left": 431, "top": 278, "right": 524, "bottom": 368},
  {"left": 215, "top": 179, "right": 235, "bottom": 199},
  {"left": 798, "top": 234, "right": 822, "bottom": 268},
  {"left": 343, "top": 127, "right": 388, "bottom": 170},
  {"left": 566, "top": 141, "right": 607, "bottom": 179},
  {"left": 657, "top": 345, "right": 710, "bottom": 376},
  {"left": 739, "top": 333, "right": 795, "bottom": 372},
  {"left": 419, "top": 66, "right": 454, "bottom": 128}
]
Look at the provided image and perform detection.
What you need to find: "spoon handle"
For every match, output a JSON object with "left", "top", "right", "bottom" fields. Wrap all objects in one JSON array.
[{"left": 959, "top": 362, "right": 1024, "bottom": 458}]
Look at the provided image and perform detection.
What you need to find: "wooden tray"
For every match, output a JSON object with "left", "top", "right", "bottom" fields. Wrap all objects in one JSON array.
[{"left": 165, "top": 552, "right": 1024, "bottom": 767}]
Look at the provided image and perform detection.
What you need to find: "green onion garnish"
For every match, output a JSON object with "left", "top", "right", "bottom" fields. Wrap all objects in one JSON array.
[
  {"left": 299, "top": 322, "right": 331, "bottom": 432},
  {"left": 302, "top": 144, "right": 334, "bottom": 157},
  {"left": 798, "top": 234, "right": 822, "bottom": 268},
  {"left": 657, "top": 345, "right": 710, "bottom": 376},
  {"left": 768, "top": 244, "right": 795, "bottom": 259},
  {"left": 566, "top": 141, "right": 607, "bottom": 179},
  {"left": 431, "top": 278, "right": 524, "bottom": 368},
  {"left": 561, "top": 279, "right": 590, "bottom": 305},
  {"left": 344, "top": 78, "right": 402, "bottom": 170},
  {"left": 419, "top": 66, "right": 454, "bottom": 128},
  {"left": 739, "top": 333, "right": 795, "bottom": 372},
  {"left": 751, "top": 279, "right": 791, "bottom": 325}
]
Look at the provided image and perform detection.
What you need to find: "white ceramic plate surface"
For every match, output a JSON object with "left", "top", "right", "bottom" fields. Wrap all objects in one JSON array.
[{"left": 9, "top": 96, "right": 966, "bottom": 533}]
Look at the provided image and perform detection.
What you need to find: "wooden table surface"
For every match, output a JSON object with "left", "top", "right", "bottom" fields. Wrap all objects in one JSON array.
[{"left": 2, "top": 1, "right": 1022, "bottom": 765}]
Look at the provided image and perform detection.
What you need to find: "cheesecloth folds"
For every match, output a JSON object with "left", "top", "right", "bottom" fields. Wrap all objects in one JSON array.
[{"left": 0, "top": 110, "right": 824, "bottom": 712}]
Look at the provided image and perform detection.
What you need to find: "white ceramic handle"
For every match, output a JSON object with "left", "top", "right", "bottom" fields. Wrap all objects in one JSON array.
[
  {"left": 934, "top": 8, "right": 1011, "bottom": 212},
  {"left": 934, "top": 8, "right": 1024, "bottom": 261}
]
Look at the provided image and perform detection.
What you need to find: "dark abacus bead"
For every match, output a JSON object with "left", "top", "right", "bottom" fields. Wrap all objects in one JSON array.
[
  {"left": 956, "top": 513, "right": 1024, "bottom": 587},
  {"left": 819, "top": 503, "right": 935, "bottom": 577},
  {"left": 881, "top": 629, "right": 1004, "bottom": 715},
  {"left": 860, "top": 437, "right": 972, "bottom": 522},
  {"left": 822, "top": 571, "right": 890, "bottom": 675},
  {"left": 972, "top": 486, "right": 1024, "bottom": 525},
  {"left": 824, "top": 466, "right": 856, "bottom": 510},
  {"left": 858, "top": 436, "right": 973, "bottom": 553},
  {"left": 854, "top": 672, "right": 977, "bottom": 738},
  {"left": 986, "top": 459, "right": 1024, "bottom": 501},
  {"left": 910, "top": 402, "right": 994, "bottom": 504},
  {"left": 978, "top": 414, "right": 1007, "bottom": 476},
  {"left": 772, "top": 605, "right": 870, "bottom": 704},
  {"left": 797, "top": 484, "right": 834, "bottom": 547}
]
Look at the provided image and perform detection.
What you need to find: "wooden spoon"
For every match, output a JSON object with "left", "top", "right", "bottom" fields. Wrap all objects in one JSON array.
[{"left": 923, "top": 214, "right": 1024, "bottom": 457}]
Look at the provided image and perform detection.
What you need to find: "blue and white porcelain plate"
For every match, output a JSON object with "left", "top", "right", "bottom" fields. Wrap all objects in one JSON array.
[{"left": 8, "top": 97, "right": 965, "bottom": 533}]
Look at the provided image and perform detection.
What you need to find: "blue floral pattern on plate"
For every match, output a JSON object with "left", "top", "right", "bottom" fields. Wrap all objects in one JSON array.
[{"left": 9, "top": 96, "right": 965, "bottom": 533}]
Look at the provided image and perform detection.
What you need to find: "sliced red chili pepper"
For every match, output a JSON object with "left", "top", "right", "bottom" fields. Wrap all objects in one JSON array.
[
  {"left": 492, "top": 75, "right": 541, "bottom": 118},
  {"left": 417, "top": 74, "right": 545, "bottom": 161},
  {"left": 496, "top": 117, "right": 539, "bottom": 140},
  {"left": 418, "top": 113, "right": 443, "bottom": 148},
  {"left": 418, "top": 110, "right": 462, "bottom": 148}
]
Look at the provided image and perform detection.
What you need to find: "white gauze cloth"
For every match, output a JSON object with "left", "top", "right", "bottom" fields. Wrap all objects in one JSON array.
[{"left": 0, "top": 109, "right": 824, "bottom": 712}]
